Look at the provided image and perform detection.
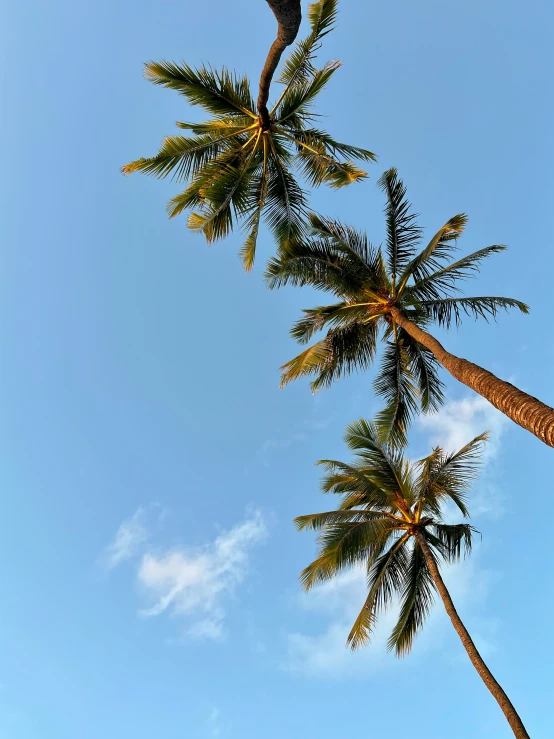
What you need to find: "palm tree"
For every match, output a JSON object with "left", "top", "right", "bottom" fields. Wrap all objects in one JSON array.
[
  {"left": 296, "top": 420, "right": 530, "bottom": 738},
  {"left": 266, "top": 168, "right": 554, "bottom": 448},
  {"left": 122, "top": 0, "right": 375, "bottom": 270}
]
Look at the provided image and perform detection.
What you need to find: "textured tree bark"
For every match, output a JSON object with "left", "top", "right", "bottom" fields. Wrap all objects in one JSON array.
[
  {"left": 390, "top": 306, "right": 554, "bottom": 447},
  {"left": 416, "top": 534, "right": 530, "bottom": 739},
  {"left": 257, "top": 0, "right": 302, "bottom": 128}
]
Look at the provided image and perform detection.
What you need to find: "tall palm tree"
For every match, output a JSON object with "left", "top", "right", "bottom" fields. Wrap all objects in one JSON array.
[
  {"left": 296, "top": 420, "right": 530, "bottom": 739},
  {"left": 266, "top": 168, "right": 554, "bottom": 447},
  {"left": 122, "top": 0, "right": 375, "bottom": 270}
]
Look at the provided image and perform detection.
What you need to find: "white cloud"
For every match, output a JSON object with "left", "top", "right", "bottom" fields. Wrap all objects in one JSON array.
[
  {"left": 101, "top": 509, "right": 267, "bottom": 640},
  {"left": 418, "top": 395, "right": 507, "bottom": 459},
  {"left": 137, "top": 511, "right": 267, "bottom": 639},
  {"left": 100, "top": 507, "right": 150, "bottom": 569}
]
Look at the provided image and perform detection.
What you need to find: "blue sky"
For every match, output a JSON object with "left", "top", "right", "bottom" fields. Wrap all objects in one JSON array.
[{"left": 1, "top": 0, "right": 553, "bottom": 736}]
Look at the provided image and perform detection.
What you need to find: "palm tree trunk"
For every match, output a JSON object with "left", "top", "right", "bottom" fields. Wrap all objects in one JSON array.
[
  {"left": 416, "top": 534, "right": 530, "bottom": 739},
  {"left": 257, "top": 0, "right": 302, "bottom": 129},
  {"left": 390, "top": 306, "right": 554, "bottom": 447}
]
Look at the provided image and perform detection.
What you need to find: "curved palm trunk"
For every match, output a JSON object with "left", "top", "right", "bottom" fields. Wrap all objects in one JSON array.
[
  {"left": 257, "top": 0, "right": 302, "bottom": 128},
  {"left": 416, "top": 535, "right": 530, "bottom": 739},
  {"left": 390, "top": 306, "right": 554, "bottom": 447}
]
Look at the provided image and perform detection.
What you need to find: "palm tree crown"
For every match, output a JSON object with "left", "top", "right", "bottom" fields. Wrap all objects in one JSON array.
[
  {"left": 296, "top": 421, "right": 531, "bottom": 738},
  {"left": 122, "top": 0, "right": 375, "bottom": 270},
  {"left": 296, "top": 419, "right": 485, "bottom": 655},
  {"left": 266, "top": 168, "right": 528, "bottom": 446}
]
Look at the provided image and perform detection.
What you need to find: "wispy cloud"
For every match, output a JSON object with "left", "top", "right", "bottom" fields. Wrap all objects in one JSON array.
[
  {"left": 255, "top": 416, "right": 331, "bottom": 467},
  {"left": 418, "top": 394, "right": 507, "bottom": 459},
  {"left": 102, "top": 508, "right": 267, "bottom": 640},
  {"left": 257, "top": 433, "right": 307, "bottom": 467},
  {"left": 207, "top": 706, "right": 223, "bottom": 737},
  {"left": 138, "top": 511, "right": 266, "bottom": 638},
  {"left": 100, "top": 507, "right": 150, "bottom": 569}
]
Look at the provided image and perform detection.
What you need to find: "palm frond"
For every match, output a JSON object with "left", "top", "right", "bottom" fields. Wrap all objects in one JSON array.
[
  {"left": 378, "top": 168, "right": 422, "bottom": 291},
  {"left": 278, "top": 60, "right": 341, "bottom": 122},
  {"left": 409, "top": 244, "right": 509, "bottom": 302},
  {"left": 387, "top": 538, "right": 436, "bottom": 656},
  {"left": 316, "top": 459, "right": 397, "bottom": 510},
  {"left": 264, "top": 138, "right": 308, "bottom": 245},
  {"left": 280, "top": 320, "right": 379, "bottom": 391},
  {"left": 343, "top": 419, "right": 413, "bottom": 502},
  {"left": 175, "top": 118, "right": 254, "bottom": 133},
  {"left": 397, "top": 214, "right": 468, "bottom": 294},
  {"left": 346, "top": 535, "right": 410, "bottom": 649},
  {"left": 279, "top": 337, "right": 332, "bottom": 388},
  {"left": 290, "top": 302, "right": 382, "bottom": 344},
  {"left": 289, "top": 128, "right": 376, "bottom": 163},
  {"left": 400, "top": 329, "right": 445, "bottom": 413},
  {"left": 239, "top": 136, "right": 270, "bottom": 270},
  {"left": 416, "top": 433, "right": 488, "bottom": 516},
  {"left": 144, "top": 62, "right": 256, "bottom": 117},
  {"left": 265, "top": 236, "right": 364, "bottom": 295},
  {"left": 432, "top": 523, "right": 476, "bottom": 562},
  {"left": 309, "top": 321, "right": 380, "bottom": 392},
  {"left": 121, "top": 131, "right": 249, "bottom": 181},
  {"left": 280, "top": 128, "right": 371, "bottom": 188},
  {"left": 294, "top": 509, "right": 388, "bottom": 531},
  {"left": 419, "top": 296, "right": 529, "bottom": 328},
  {"left": 185, "top": 140, "right": 261, "bottom": 242},
  {"left": 373, "top": 340, "right": 419, "bottom": 448},
  {"left": 300, "top": 518, "right": 397, "bottom": 590}
]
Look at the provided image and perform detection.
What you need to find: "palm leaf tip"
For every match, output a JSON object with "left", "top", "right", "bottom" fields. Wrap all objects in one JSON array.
[
  {"left": 121, "top": 160, "right": 141, "bottom": 175},
  {"left": 240, "top": 227, "right": 258, "bottom": 272}
]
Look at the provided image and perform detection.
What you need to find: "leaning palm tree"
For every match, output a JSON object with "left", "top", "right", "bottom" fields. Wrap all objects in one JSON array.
[
  {"left": 122, "top": 0, "right": 375, "bottom": 270},
  {"left": 266, "top": 168, "right": 554, "bottom": 448},
  {"left": 296, "top": 420, "right": 530, "bottom": 738}
]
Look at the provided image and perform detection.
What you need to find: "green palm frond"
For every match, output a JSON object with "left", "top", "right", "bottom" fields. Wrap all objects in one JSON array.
[
  {"left": 346, "top": 535, "right": 410, "bottom": 649},
  {"left": 297, "top": 419, "right": 486, "bottom": 656},
  {"left": 294, "top": 509, "right": 388, "bottom": 531},
  {"left": 289, "top": 128, "right": 371, "bottom": 188},
  {"left": 277, "top": 60, "right": 341, "bottom": 121},
  {"left": 400, "top": 330, "right": 445, "bottom": 413},
  {"left": 419, "top": 296, "right": 529, "bottom": 328},
  {"left": 290, "top": 303, "right": 383, "bottom": 344},
  {"left": 378, "top": 168, "right": 422, "bottom": 291},
  {"left": 279, "top": 337, "right": 334, "bottom": 388},
  {"left": 387, "top": 539, "right": 436, "bottom": 657},
  {"left": 409, "top": 244, "right": 510, "bottom": 301},
  {"left": 280, "top": 321, "right": 379, "bottom": 391},
  {"left": 432, "top": 523, "right": 476, "bottom": 562},
  {"left": 416, "top": 433, "right": 488, "bottom": 516},
  {"left": 316, "top": 459, "right": 396, "bottom": 510},
  {"left": 265, "top": 236, "right": 359, "bottom": 294},
  {"left": 373, "top": 339, "right": 419, "bottom": 448},
  {"left": 144, "top": 62, "right": 256, "bottom": 116},
  {"left": 343, "top": 419, "right": 412, "bottom": 501},
  {"left": 397, "top": 214, "right": 468, "bottom": 295},
  {"left": 123, "top": 1, "right": 373, "bottom": 270},
  {"left": 264, "top": 143, "right": 308, "bottom": 245}
]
